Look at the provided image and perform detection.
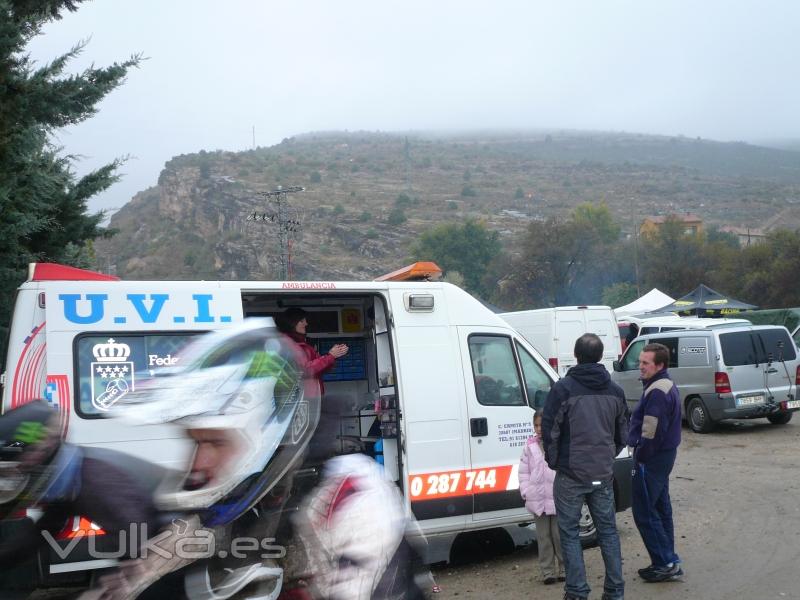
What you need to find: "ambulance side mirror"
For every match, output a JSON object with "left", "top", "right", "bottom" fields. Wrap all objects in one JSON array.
[{"left": 612, "top": 360, "right": 622, "bottom": 372}]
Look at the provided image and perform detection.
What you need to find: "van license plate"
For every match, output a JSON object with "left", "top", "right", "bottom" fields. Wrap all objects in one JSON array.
[
  {"left": 736, "top": 394, "right": 765, "bottom": 407},
  {"left": 787, "top": 400, "right": 800, "bottom": 409}
]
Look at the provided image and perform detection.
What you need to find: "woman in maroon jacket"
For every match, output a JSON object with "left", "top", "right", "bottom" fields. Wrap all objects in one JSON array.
[{"left": 277, "top": 307, "right": 348, "bottom": 399}]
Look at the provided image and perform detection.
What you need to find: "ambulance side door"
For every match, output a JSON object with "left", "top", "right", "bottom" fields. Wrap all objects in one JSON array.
[{"left": 457, "top": 327, "right": 536, "bottom": 521}]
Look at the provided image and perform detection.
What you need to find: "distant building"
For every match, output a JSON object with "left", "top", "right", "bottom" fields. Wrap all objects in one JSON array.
[
  {"left": 719, "top": 225, "right": 767, "bottom": 247},
  {"left": 640, "top": 213, "right": 704, "bottom": 237}
]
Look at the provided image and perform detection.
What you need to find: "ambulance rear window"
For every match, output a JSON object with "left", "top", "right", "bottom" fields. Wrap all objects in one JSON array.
[{"left": 74, "top": 332, "right": 200, "bottom": 417}]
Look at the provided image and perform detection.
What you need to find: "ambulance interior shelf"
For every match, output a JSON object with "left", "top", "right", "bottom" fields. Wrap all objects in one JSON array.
[
  {"left": 338, "top": 395, "right": 398, "bottom": 477},
  {"left": 339, "top": 394, "right": 399, "bottom": 439},
  {"left": 318, "top": 337, "right": 366, "bottom": 382}
]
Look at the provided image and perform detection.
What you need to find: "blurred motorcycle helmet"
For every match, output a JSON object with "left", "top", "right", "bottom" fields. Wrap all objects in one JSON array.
[
  {"left": 0, "top": 400, "right": 80, "bottom": 515},
  {"left": 120, "top": 319, "right": 315, "bottom": 527}
]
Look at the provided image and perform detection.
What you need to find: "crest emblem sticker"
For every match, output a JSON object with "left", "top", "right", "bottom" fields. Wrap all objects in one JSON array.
[
  {"left": 90, "top": 338, "right": 134, "bottom": 411},
  {"left": 291, "top": 400, "right": 309, "bottom": 444}
]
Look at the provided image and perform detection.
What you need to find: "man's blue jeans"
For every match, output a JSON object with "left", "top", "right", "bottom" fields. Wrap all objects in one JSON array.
[
  {"left": 554, "top": 472, "right": 624, "bottom": 600},
  {"left": 631, "top": 448, "right": 679, "bottom": 568}
]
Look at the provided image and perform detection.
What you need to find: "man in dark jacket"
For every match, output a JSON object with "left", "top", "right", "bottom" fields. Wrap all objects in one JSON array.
[
  {"left": 628, "top": 343, "right": 683, "bottom": 583},
  {"left": 542, "top": 333, "right": 629, "bottom": 600}
]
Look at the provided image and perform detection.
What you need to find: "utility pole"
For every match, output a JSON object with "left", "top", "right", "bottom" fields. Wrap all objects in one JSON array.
[
  {"left": 404, "top": 136, "right": 412, "bottom": 194},
  {"left": 249, "top": 186, "right": 305, "bottom": 280}
]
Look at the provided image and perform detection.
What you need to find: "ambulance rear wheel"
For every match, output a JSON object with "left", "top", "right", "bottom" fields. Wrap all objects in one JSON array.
[{"left": 579, "top": 503, "right": 597, "bottom": 547}]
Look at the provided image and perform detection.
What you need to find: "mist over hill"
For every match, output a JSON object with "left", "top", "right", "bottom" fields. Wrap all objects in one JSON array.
[{"left": 94, "top": 130, "right": 800, "bottom": 281}]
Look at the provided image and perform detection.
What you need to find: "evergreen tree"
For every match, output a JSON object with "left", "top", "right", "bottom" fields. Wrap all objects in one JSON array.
[{"left": 0, "top": 0, "right": 140, "bottom": 358}]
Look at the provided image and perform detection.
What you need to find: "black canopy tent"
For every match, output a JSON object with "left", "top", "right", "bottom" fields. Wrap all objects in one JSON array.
[{"left": 656, "top": 284, "right": 757, "bottom": 317}]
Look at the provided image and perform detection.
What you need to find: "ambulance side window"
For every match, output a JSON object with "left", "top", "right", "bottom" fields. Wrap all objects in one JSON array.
[
  {"left": 468, "top": 335, "right": 525, "bottom": 406},
  {"left": 515, "top": 341, "right": 553, "bottom": 410},
  {"left": 74, "top": 332, "right": 199, "bottom": 418}
]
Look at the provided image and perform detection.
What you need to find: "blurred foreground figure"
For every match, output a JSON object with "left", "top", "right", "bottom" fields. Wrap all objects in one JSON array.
[
  {"left": 0, "top": 400, "right": 158, "bottom": 568},
  {"left": 294, "top": 453, "right": 429, "bottom": 600},
  {"left": 81, "top": 320, "right": 316, "bottom": 600}
]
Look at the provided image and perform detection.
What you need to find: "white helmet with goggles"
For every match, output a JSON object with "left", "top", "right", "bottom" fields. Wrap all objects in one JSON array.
[{"left": 120, "top": 319, "right": 316, "bottom": 527}]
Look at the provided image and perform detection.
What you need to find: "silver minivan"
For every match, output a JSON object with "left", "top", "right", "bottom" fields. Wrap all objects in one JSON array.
[{"left": 612, "top": 325, "right": 800, "bottom": 433}]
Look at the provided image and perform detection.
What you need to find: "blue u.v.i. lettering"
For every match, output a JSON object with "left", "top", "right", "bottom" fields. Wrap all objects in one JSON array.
[
  {"left": 126, "top": 294, "right": 170, "bottom": 323},
  {"left": 192, "top": 294, "right": 216, "bottom": 323},
  {"left": 59, "top": 294, "right": 108, "bottom": 324}
]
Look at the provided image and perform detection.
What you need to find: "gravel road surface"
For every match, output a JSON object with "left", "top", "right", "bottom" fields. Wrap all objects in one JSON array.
[{"left": 432, "top": 418, "right": 800, "bottom": 600}]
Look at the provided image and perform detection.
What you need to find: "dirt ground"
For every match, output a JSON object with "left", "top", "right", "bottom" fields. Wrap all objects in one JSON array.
[{"left": 431, "top": 418, "right": 800, "bottom": 600}]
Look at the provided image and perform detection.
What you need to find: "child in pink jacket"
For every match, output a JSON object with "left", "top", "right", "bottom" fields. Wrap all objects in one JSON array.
[{"left": 519, "top": 411, "right": 564, "bottom": 584}]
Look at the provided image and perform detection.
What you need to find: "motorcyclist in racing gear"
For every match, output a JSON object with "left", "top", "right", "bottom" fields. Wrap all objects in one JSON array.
[
  {"left": 0, "top": 400, "right": 158, "bottom": 569},
  {"left": 82, "top": 319, "right": 315, "bottom": 600}
]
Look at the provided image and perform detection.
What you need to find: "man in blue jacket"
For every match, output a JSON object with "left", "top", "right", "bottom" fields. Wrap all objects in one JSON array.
[
  {"left": 628, "top": 343, "right": 683, "bottom": 582},
  {"left": 542, "top": 333, "right": 629, "bottom": 600}
]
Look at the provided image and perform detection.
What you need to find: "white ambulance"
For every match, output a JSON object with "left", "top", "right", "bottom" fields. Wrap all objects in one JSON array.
[{"left": 1, "top": 262, "right": 632, "bottom": 575}]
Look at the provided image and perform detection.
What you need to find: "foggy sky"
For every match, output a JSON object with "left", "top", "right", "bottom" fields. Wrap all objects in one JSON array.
[{"left": 27, "top": 0, "right": 800, "bottom": 215}]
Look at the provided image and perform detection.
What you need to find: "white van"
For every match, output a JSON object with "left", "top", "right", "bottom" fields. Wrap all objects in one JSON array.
[
  {"left": 630, "top": 315, "right": 751, "bottom": 336},
  {"left": 500, "top": 306, "right": 621, "bottom": 376},
  {"left": 617, "top": 313, "right": 751, "bottom": 352},
  {"left": 1, "top": 263, "right": 634, "bottom": 579}
]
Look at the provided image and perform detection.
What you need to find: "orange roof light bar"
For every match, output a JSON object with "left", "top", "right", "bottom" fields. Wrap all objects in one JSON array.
[{"left": 374, "top": 261, "right": 443, "bottom": 282}]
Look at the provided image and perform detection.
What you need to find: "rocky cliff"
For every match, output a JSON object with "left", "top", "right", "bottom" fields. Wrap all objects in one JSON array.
[{"left": 94, "top": 130, "right": 800, "bottom": 281}]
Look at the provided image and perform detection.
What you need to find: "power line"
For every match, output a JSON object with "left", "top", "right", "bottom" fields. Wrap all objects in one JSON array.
[{"left": 247, "top": 186, "right": 305, "bottom": 279}]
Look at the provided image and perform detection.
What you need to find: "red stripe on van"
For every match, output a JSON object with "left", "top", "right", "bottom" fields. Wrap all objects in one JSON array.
[
  {"left": 30, "top": 263, "right": 119, "bottom": 282},
  {"left": 11, "top": 323, "right": 46, "bottom": 408},
  {"left": 22, "top": 343, "right": 46, "bottom": 404}
]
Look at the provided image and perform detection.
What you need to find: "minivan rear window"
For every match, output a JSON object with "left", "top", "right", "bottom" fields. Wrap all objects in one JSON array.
[
  {"left": 719, "top": 332, "right": 759, "bottom": 366},
  {"left": 719, "top": 329, "right": 796, "bottom": 366},
  {"left": 754, "top": 329, "right": 797, "bottom": 362}
]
